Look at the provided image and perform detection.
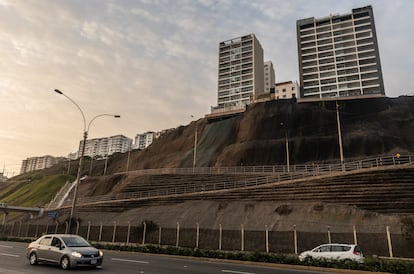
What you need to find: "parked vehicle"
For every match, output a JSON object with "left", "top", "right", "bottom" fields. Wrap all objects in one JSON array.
[
  {"left": 27, "top": 234, "right": 103, "bottom": 270},
  {"left": 298, "top": 243, "right": 364, "bottom": 263}
]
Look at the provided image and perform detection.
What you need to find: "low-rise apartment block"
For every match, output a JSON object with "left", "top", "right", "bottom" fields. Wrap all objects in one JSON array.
[
  {"left": 20, "top": 155, "right": 60, "bottom": 174},
  {"left": 134, "top": 131, "right": 158, "bottom": 150},
  {"left": 275, "top": 81, "right": 299, "bottom": 99},
  {"left": 79, "top": 135, "right": 133, "bottom": 158}
]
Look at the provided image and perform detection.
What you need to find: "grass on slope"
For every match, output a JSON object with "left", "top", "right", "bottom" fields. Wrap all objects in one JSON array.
[{"left": 0, "top": 174, "right": 73, "bottom": 207}]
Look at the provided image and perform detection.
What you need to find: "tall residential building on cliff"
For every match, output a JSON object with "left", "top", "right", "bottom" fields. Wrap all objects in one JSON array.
[
  {"left": 297, "top": 5, "right": 385, "bottom": 100},
  {"left": 214, "top": 34, "right": 264, "bottom": 112}
]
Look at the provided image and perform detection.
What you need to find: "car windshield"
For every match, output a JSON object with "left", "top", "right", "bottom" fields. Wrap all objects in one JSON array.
[{"left": 61, "top": 236, "right": 90, "bottom": 247}]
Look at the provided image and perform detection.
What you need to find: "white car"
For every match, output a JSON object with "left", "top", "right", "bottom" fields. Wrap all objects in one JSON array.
[{"left": 299, "top": 243, "right": 364, "bottom": 263}]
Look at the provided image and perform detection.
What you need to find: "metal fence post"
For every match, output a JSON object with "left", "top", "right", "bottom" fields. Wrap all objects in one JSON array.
[
  {"left": 265, "top": 225, "right": 269, "bottom": 253},
  {"left": 196, "top": 222, "right": 200, "bottom": 249},
  {"left": 386, "top": 226, "right": 393, "bottom": 258},
  {"left": 76, "top": 220, "right": 80, "bottom": 235},
  {"left": 25, "top": 222, "right": 30, "bottom": 237},
  {"left": 87, "top": 221, "right": 91, "bottom": 241},
  {"left": 142, "top": 222, "right": 147, "bottom": 245},
  {"left": 219, "top": 224, "right": 222, "bottom": 251},
  {"left": 55, "top": 221, "right": 58, "bottom": 234},
  {"left": 10, "top": 222, "right": 15, "bottom": 237},
  {"left": 99, "top": 222, "right": 103, "bottom": 241},
  {"left": 65, "top": 221, "right": 69, "bottom": 234},
  {"left": 112, "top": 221, "right": 117, "bottom": 243},
  {"left": 126, "top": 221, "right": 130, "bottom": 245},
  {"left": 327, "top": 226, "right": 331, "bottom": 244},
  {"left": 241, "top": 224, "right": 244, "bottom": 251},
  {"left": 293, "top": 225, "right": 298, "bottom": 255},
  {"left": 18, "top": 221, "right": 22, "bottom": 237},
  {"left": 158, "top": 227, "right": 162, "bottom": 246},
  {"left": 45, "top": 223, "right": 49, "bottom": 234},
  {"left": 176, "top": 222, "right": 180, "bottom": 247},
  {"left": 353, "top": 225, "right": 358, "bottom": 245}
]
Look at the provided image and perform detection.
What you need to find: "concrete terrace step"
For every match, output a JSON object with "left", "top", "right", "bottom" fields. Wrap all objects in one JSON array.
[{"left": 70, "top": 165, "right": 414, "bottom": 214}]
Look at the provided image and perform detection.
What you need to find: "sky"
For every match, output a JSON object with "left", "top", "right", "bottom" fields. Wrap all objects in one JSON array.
[{"left": 1, "top": 0, "right": 413, "bottom": 176}]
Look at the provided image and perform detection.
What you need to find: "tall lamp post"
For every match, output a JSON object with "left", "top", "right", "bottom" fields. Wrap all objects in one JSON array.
[
  {"left": 280, "top": 122, "right": 290, "bottom": 173},
  {"left": 191, "top": 115, "right": 198, "bottom": 171},
  {"left": 336, "top": 100, "right": 344, "bottom": 170},
  {"left": 54, "top": 89, "right": 120, "bottom": 233}
]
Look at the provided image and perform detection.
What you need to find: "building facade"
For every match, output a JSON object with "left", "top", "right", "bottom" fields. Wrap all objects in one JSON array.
[
  {"left": 264, "top": 61, "right": 275, "bottom": 93},
  {"left": 134, "top": 131, "right": 158, "bottom": 150},
  {"left": 214, "top": 34, "right": 264, "bottom": 112},
  {"left": 275, "top": 81, "right": 299, "bottom": 99},
  {"left": 297, "top": 5, "right": 385, "bottom": 100},
  {"left": 79, "top": 135, "right": 133, "bottom": 158},
  {"left": 20, "top": 155, "right": 59, "bottom": 174}
]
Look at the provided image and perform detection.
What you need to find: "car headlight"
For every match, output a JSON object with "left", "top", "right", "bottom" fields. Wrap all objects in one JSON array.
[
  {"left": 99, "top": 250, "right": 103, "bottom": 257},
  {"left": 71, "top": 251, "right": 82, "bottom": 258}
]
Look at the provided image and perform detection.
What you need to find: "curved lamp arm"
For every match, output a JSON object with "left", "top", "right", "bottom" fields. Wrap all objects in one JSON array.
[{"left": 54, "top": 89, "right": 86, "bottom": 131}]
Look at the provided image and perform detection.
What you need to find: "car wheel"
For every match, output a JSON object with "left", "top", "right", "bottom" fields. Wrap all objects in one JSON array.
[
  {"left": 304, "top": 256, "right": 313, "bottom": 263},
  {"left": 60, "top": 256, "right": 70, "bottom": 270},
  {"left": 29, "top": 252, "right": 38, "bottom": 265}
]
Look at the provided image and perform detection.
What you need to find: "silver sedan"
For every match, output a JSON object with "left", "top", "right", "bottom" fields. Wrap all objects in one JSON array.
[{"left": 27, "top": 234, "right": 103, "bottom": 270}]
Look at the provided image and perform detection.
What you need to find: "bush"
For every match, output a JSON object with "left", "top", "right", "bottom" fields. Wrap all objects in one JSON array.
[{"left": 4, "top": 237, "right": 414, "bottom": 273}]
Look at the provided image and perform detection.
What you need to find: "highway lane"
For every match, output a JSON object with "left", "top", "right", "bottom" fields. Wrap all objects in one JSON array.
[{"left": 0, "top": 241, "right": 337, "bottom": 274}]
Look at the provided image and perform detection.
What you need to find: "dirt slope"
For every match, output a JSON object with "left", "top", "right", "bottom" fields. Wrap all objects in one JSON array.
[{"left": 100, "top": 96, "right": 414, "bottom": 175}]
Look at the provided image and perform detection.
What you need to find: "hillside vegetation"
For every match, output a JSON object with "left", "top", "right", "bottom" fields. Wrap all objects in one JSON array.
[{"left": 0, "top": 172, "right": 72, "bottom": 208}]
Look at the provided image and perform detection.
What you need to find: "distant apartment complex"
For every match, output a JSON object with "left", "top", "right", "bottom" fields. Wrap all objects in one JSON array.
[
  {"left": 214, "top": 34, "right": 264, "bottom": 112},
  {"left": 264, "top": 61, "right": 275, "bottom": 93},
  {"left": 20, "top": 155, "right": 60, "bottom": 173},
  {"left": 79, "top": 135, "right": 133, "bottom": 158},
  {"left": 134, "top": 131, "right": 158, "bottom": 150},
  {"left": 275, "top": 81, "right": 299, "bottom": 99},
  {"left": 297, "top": 5, "right": 385, "bottom": 100}
]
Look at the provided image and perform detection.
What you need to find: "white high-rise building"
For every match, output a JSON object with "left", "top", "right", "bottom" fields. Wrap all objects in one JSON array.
[
  {"left": 264, "top": 61, "right": 275, "bottom": 94},
  {"left": 134, "top": 131, "right": 157, "bottom": 150},
  {"left": 214, "top": 34, "right": 264, "bottom": 112},
  {"left": 297, "top": 5, "right": 385, "bottom": 100},
  {"left": 79, "top": 135, "right": 133, "bottom": 158}
]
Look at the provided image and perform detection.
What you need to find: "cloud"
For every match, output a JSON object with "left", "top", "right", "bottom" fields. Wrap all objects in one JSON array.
[{"left": 0, "top": 0, "right": 413, "bottom": 174}]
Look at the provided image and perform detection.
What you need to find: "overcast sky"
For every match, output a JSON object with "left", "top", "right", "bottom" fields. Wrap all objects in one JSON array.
[{"left": 1, "top": 0, "right": 413, "bottom": 176}]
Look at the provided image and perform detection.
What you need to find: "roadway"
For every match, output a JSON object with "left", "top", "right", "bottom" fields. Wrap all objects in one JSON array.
[{"left": 0, "top": 241, "right": 343, "bottom": 274}]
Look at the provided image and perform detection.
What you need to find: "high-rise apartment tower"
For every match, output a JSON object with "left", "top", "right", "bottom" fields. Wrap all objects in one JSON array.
[
  {"left": 216, "top": 34, "right": 264, "bottom": 110},
  {"left": 264, "top": 61, "right": 275, "bottom": 93},
  {"left": 297, "top": 5, "right": 385, "bottom": 100}
]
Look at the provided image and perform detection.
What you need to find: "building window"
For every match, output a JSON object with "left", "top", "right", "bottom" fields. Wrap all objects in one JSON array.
[{"left": 282, "top": 88, "right": 286, "bottom": 92}]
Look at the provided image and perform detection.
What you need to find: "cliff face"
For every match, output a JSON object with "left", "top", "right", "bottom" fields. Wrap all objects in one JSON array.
[{"left": 107, "top": 96, "right": 414, "bottom": 173}]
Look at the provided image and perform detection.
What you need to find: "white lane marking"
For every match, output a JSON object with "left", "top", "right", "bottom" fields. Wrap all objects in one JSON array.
[
  {"left": 111, "top": 257, "right": 149, "bottom": 264},
  {"left": 0, "top": 245, "right": 13, "bottom": 248},
  {"left": 0, "top": 253, "right": 20, "bottom": 257},
  {"left": 222, "top": 270, "right": 256, "bottom": 274}
]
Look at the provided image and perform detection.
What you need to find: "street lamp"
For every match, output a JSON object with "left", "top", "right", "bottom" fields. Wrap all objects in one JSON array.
[
  {"left": 336, "top": 100, "right": 345, "bottom": 170},
  {"left": 280, "top": 122, "right": 290, "bottom": 173},
  {"left": 191, "top": 115, "right": 198, "bottom": 171},
  {"left": 54, "top": 89, "right": 120, "bottom": 233}
]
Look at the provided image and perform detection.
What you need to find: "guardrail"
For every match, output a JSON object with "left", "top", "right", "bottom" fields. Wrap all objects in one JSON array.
[
  {"left": 115, "top": 154, "right": 414, "bottom": 176},
  {"left": 54, "top": 154, "right": 414, "bottom": 209}
]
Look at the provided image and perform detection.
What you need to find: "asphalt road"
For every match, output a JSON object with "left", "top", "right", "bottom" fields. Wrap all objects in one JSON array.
[{"left": 0, "top": 241, "right": 338, "bottom": 274}]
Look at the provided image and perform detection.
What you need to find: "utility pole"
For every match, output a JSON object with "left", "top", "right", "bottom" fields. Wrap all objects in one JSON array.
[{"left": 336, "top": 100, "right": 344, "bottom": 170}]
